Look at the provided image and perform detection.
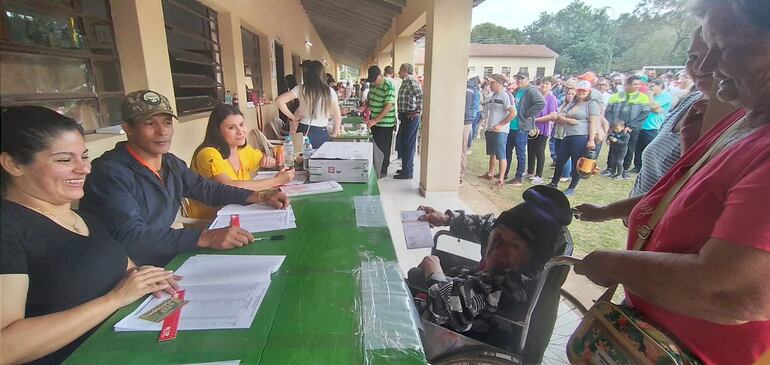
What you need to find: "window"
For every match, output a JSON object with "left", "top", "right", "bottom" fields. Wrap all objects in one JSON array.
[
  {"left": 501, "top": 67, "right": 511, "bottom": 77},
  {"left": 163, "top": 0, "right": 223, "bottom": 116},
  {"left": 536, "top": 67, "right": 546, "bottom": 79},
  {"left": 518, "top": 67, "right": 529, "bottom": 75},
  {"left": 0, "top": 0, "right": 125, "bottom": 132},
  {"left": 468, "top": 66, "right": 475, "bottom": 75},
  {"left": 483, "top": 67, "right": 493, "bottom": 77},
  {"left": 241, "top": 28, "right": 263, "bottom": 103}
]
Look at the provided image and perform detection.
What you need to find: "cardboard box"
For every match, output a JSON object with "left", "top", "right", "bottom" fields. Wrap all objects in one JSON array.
[{"left": 309, "top": 142, "right": 372, "bottom": 183}]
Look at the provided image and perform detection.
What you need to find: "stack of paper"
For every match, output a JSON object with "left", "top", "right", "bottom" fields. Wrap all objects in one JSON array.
[
  {"left": 400, "top": 211, "right": 433, "bottom": 249},
  {"left": 209, "top": 203, "right": 296, "bottom": 233},
  {"left": 280, "top": 181, "right": 342, "bottom": 197},
  {"left": 253, "top": 170, "right": 308, "bottom": 186},
  {"left": 115, "top": 254, "right": 285, "bottom": 332}
]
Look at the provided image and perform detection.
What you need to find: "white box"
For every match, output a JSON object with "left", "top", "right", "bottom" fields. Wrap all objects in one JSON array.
[{"left": 309, "top": 142, "right": 372, "bottom": 183}]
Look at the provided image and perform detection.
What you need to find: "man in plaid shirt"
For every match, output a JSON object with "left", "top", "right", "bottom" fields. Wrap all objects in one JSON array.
[{"left": 394, "top": 63, "right": 424, "bottom": 179}]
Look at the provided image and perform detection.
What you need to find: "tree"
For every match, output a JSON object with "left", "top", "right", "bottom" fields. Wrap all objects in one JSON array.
[
  {"left": 523, "top": 1, "right": 615, "bottom": 74},
  {"left": 470, "top": 22, "right": 523, "bottom": 45}
]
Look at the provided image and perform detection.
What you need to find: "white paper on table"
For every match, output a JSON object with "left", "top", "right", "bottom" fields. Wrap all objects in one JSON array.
[
  {"left": 279, "top": 181, "right": 342, "bottom": 197},
  {"left": 209, "top": 205, "right": 295, "bottom": 233},
  {"left": 175, "top": 254, "right": 285, "bottom": 286},
  {"left": 400, "top": 210, "right": 426, "bottom": 221},
  {"left": 402, "top": 221, "right": 434, "bottom": 249},
  {"left": 254, "top": 170, "right": 307, "bottom": 186},
  {"left": 114, "top": 282, "right": 269, "bottom": 331}
]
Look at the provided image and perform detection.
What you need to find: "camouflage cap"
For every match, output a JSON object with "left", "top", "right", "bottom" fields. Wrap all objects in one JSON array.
[{"left": 121, "top": 90, "right": 177, "bottom": 123}]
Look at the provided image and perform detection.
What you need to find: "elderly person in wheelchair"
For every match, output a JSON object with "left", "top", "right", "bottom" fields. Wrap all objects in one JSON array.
[{"left": 407, "top": 186, "right": 572, "bottom": 345}]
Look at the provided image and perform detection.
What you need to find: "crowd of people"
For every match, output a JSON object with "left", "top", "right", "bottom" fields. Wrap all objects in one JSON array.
[{"left": 466, "top": 65, "right": 692, "bottom": 196}]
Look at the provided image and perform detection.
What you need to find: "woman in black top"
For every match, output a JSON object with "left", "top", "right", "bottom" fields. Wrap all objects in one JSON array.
[{"left": 0, "top": 106, "right": 180, "bottom": 364}]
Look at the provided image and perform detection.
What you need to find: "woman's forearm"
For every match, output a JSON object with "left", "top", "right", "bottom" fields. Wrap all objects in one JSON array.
[
  {"left": 604, "top": 196, "right": 643, "bottom": 220},
  {"left": 1, "top": 295, "right": 121, "bottom": 364}
]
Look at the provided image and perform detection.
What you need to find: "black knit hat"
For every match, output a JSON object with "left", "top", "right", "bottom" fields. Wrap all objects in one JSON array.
[{"left": 494, "top": 186, "right": 572, "bottom": 266}]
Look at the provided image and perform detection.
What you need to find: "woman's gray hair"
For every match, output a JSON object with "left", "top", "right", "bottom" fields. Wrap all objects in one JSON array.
[{"left": 691, "top": 0, "right": 770, "bottom": 32}]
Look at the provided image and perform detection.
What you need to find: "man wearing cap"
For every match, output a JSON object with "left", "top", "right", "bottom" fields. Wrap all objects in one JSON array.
[
  {"left": 602, "top": 76, "right": 651, "bottom": 179},
  {"left": 80, "top": 90, "right": 290, "bottom": 267},
  {"left": 365, "top": 66, "right": 397, "bottom": 178},
  {"left": 480, "top": 74, "right": 517, "bottom": 187},
  {"left": 394, "top": 63, "right": 423, "bottom": 180},
  {"left": 504, "top": 70, "right": 545, "bottom": 186}
]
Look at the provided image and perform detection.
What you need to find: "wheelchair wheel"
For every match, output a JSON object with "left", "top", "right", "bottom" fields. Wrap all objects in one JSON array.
[
  {"left": 541, "top": 291, "right": 586, "bottom": 365},
  {"left": 434, "top": 351, "right": 518, "bottom": 365}
]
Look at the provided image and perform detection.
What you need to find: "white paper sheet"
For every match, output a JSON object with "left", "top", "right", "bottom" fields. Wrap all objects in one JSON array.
[
  {"left": 114, "top": 254, "right": 285, "bottom": 332},
  {"left": 400, "top": 210, "right": 426, "bottom": 221},
  {"left": 175, "top": 254, "right": 285, "bottom": 286},
  {"left": 279, "top": 181, "right": 342, "bottom": 197},
  {"left": 209, "top": 212, "right": 296, "bottom": 232},
  {"left": 402, "top": 221, "right": 434, "bottom": 249},
  {"left": 254, "top": 170, "right": 307, "bottom": 186},
  {"left": 209, "top": 204, "right": 296, "bottom": 233},
  {"left": 354, "top": 196, "right": 387, "bottom": 227},
  {"left": 114, "top": 282, "right": 269, "bottom": 331}
]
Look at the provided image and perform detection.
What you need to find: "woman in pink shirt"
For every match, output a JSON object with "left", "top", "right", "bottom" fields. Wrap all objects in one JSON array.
[{"left": 573, "top": 1, "right": 770, "bottom": 364}]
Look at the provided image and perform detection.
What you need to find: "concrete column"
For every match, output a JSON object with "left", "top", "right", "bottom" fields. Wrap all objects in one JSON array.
[
  {"left": 419, "top": 0, "right": 472, "bottom": 197},
  {"left": 393, "top": 35, "right": 415, "bottom": 71},
  {"left": 218, "top": 12, "right": 247, "bottom": 108},
  {"left": 111, "top": 0, "right": 174, "bottom": 110}
]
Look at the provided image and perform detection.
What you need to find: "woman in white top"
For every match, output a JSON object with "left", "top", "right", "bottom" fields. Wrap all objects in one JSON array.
[{"left": 276, "top": 60, "right": 342, "bottom": 148}]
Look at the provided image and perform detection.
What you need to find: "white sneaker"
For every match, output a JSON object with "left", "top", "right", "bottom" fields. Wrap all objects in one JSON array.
[
  {"left": 466, "top": 149, "right": 473, "bottom": 156},
  {"left": 531, "top": 176, "right": 543, "bottom": 185},
  {"left": 523, "top": 173, "right": 534, "bottom": 179},
  {"left": 559, "top": 177, "right": 572, "bottom": 182}
]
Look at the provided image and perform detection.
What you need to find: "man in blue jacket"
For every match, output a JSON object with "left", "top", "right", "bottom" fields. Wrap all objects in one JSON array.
[{"left": 80, "top": 90, "right": 290, "bottom": 266}]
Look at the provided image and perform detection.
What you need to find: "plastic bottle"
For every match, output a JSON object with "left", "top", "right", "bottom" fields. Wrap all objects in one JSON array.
[
  {"left": 283, "top": 136, "right": 294, "bottom": 167},
  {"left": 232, "top": 93, "right": 239, "bottom": 108},
  {"left": 225, "top": 90, "right": 233, "bottom": 105},
  {"left": 303, "top": 136, "right": 313, "bottom": 170}
]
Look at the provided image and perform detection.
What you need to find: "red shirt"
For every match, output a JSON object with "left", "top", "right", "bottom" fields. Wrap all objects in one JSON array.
[{"left": 627, "top": 109, "right": 770, "bottom": 365}]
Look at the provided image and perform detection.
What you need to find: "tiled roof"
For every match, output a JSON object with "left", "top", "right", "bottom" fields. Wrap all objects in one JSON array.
[{"left": 414, "top": 44, "right": 558, "bottom": 64}]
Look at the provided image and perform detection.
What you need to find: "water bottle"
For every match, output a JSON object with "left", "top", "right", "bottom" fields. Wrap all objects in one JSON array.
[
  {"left": 225, "top": 90, "right": 233, "bottom": 105},
  {"left": 303, "top": 136, "right": 313, "bottom": 170},
  {"left": 283, "top": 136, "right": 294, "bottom": 167}
]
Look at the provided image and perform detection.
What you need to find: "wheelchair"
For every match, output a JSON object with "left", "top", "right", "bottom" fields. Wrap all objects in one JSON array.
[{"left": 409, "top": 227, "right": 580, "bottom": 365}]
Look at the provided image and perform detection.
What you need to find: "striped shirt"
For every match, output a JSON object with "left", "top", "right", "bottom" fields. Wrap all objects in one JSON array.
[
  {"left": 631, "top": 91, "right": 703, "bottom": 197},
  {"left": 368, "top": 78, "right": 397, "bottom": 127}
]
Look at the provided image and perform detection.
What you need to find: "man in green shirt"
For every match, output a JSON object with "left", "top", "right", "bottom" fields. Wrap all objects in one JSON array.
[{"left": 365, "top": 65, "right": 397, "bottom": 178}]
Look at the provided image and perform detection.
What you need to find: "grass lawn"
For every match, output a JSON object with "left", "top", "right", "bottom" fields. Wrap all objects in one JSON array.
[{"left": 465, "top": 137, "right": 634, "bottom": 257}]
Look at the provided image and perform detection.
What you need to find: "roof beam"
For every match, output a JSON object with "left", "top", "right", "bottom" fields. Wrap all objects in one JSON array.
[{"left": 301, "top": 0, "right": 392, "bottom": 28}]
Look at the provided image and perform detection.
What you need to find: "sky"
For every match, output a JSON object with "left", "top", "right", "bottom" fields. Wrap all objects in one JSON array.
[{"left": 472, "top": 0, "right": 638, "bottom": 29}]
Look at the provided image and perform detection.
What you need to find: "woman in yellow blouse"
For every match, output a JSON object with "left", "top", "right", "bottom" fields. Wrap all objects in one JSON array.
[{"left": 189, "top": 104, "right": 294, "bottom": 218}]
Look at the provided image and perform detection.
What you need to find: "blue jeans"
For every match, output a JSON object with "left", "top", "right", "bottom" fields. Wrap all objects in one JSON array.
[
  {"left": 397, "top": 113, "right": 420, "bottom": 176},
  {"left": 553, "top": 138, "right": 572, "bottom": 178},
  {"left": 549, "top": 136, "right": 558, "bottom": 161},
  {"left": 297, "top": 123, "right": 329, "bottom": 149},
  {"left": 551, "top": 135, "right": 589, "bottom": 189},
  {"left": 468, "top": 112, "right": 481, "bottom": 148},
  {"left": 504, "top": 130, "right": 528, "bottom": 179}
]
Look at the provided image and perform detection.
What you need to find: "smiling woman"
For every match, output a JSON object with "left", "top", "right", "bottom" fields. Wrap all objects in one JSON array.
[{"left": 0, "top": 106, "right": 178, "bottom": 364}]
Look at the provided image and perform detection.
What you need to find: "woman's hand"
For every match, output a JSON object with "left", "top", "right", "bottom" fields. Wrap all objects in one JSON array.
[
  {"left": 549, "top": 111, "right": 558, "bottom": 122},
  {"left": 106, "top": 267, "right": 175, "bottom": 307},
  {"left": 573, "top": 251, "right": 617, "bottom": 287},
  {"left": 586, "top": 138, "right": 596, "bottom": 150},
  {"left": 274, "top": 167, "right": 295, "bottom": 185},
  {"left": 260, "top": 156, "right": 277, "bottom": 169},
  {"left": 330, "top": 127, "right": 340, "bottom": 138},
  {"left": 419, "top": 255, "right": 444, "bottom": 278},
  {"left": 572, "top": 203, "right": 609, "bottom": 222},
  {"left": 417, "top": 206, "right": 450, "bottom": 227}
]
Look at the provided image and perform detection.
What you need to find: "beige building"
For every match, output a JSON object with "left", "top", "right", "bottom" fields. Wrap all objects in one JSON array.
[
  {"left": 415, "top": 43, "right": 558, "bottom": 80},
  {"left": 1, "top": 0, "right": 486, "bottom": 197}
]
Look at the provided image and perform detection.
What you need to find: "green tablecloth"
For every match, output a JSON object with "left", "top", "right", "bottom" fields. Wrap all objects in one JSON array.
[{"left": 65, "top": 175, "right": 426, "bottom": 364}]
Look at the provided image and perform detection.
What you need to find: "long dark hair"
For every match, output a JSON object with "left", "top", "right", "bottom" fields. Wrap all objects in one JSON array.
[
  {"left": 1, "top": 106, "right": 84, "bottom": 196},
  {"left": 193, "top": 103, "right": 245, "bottom": 161},
  {"left": 302, "top": 61, "right": 332, "bottom": 120}
]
